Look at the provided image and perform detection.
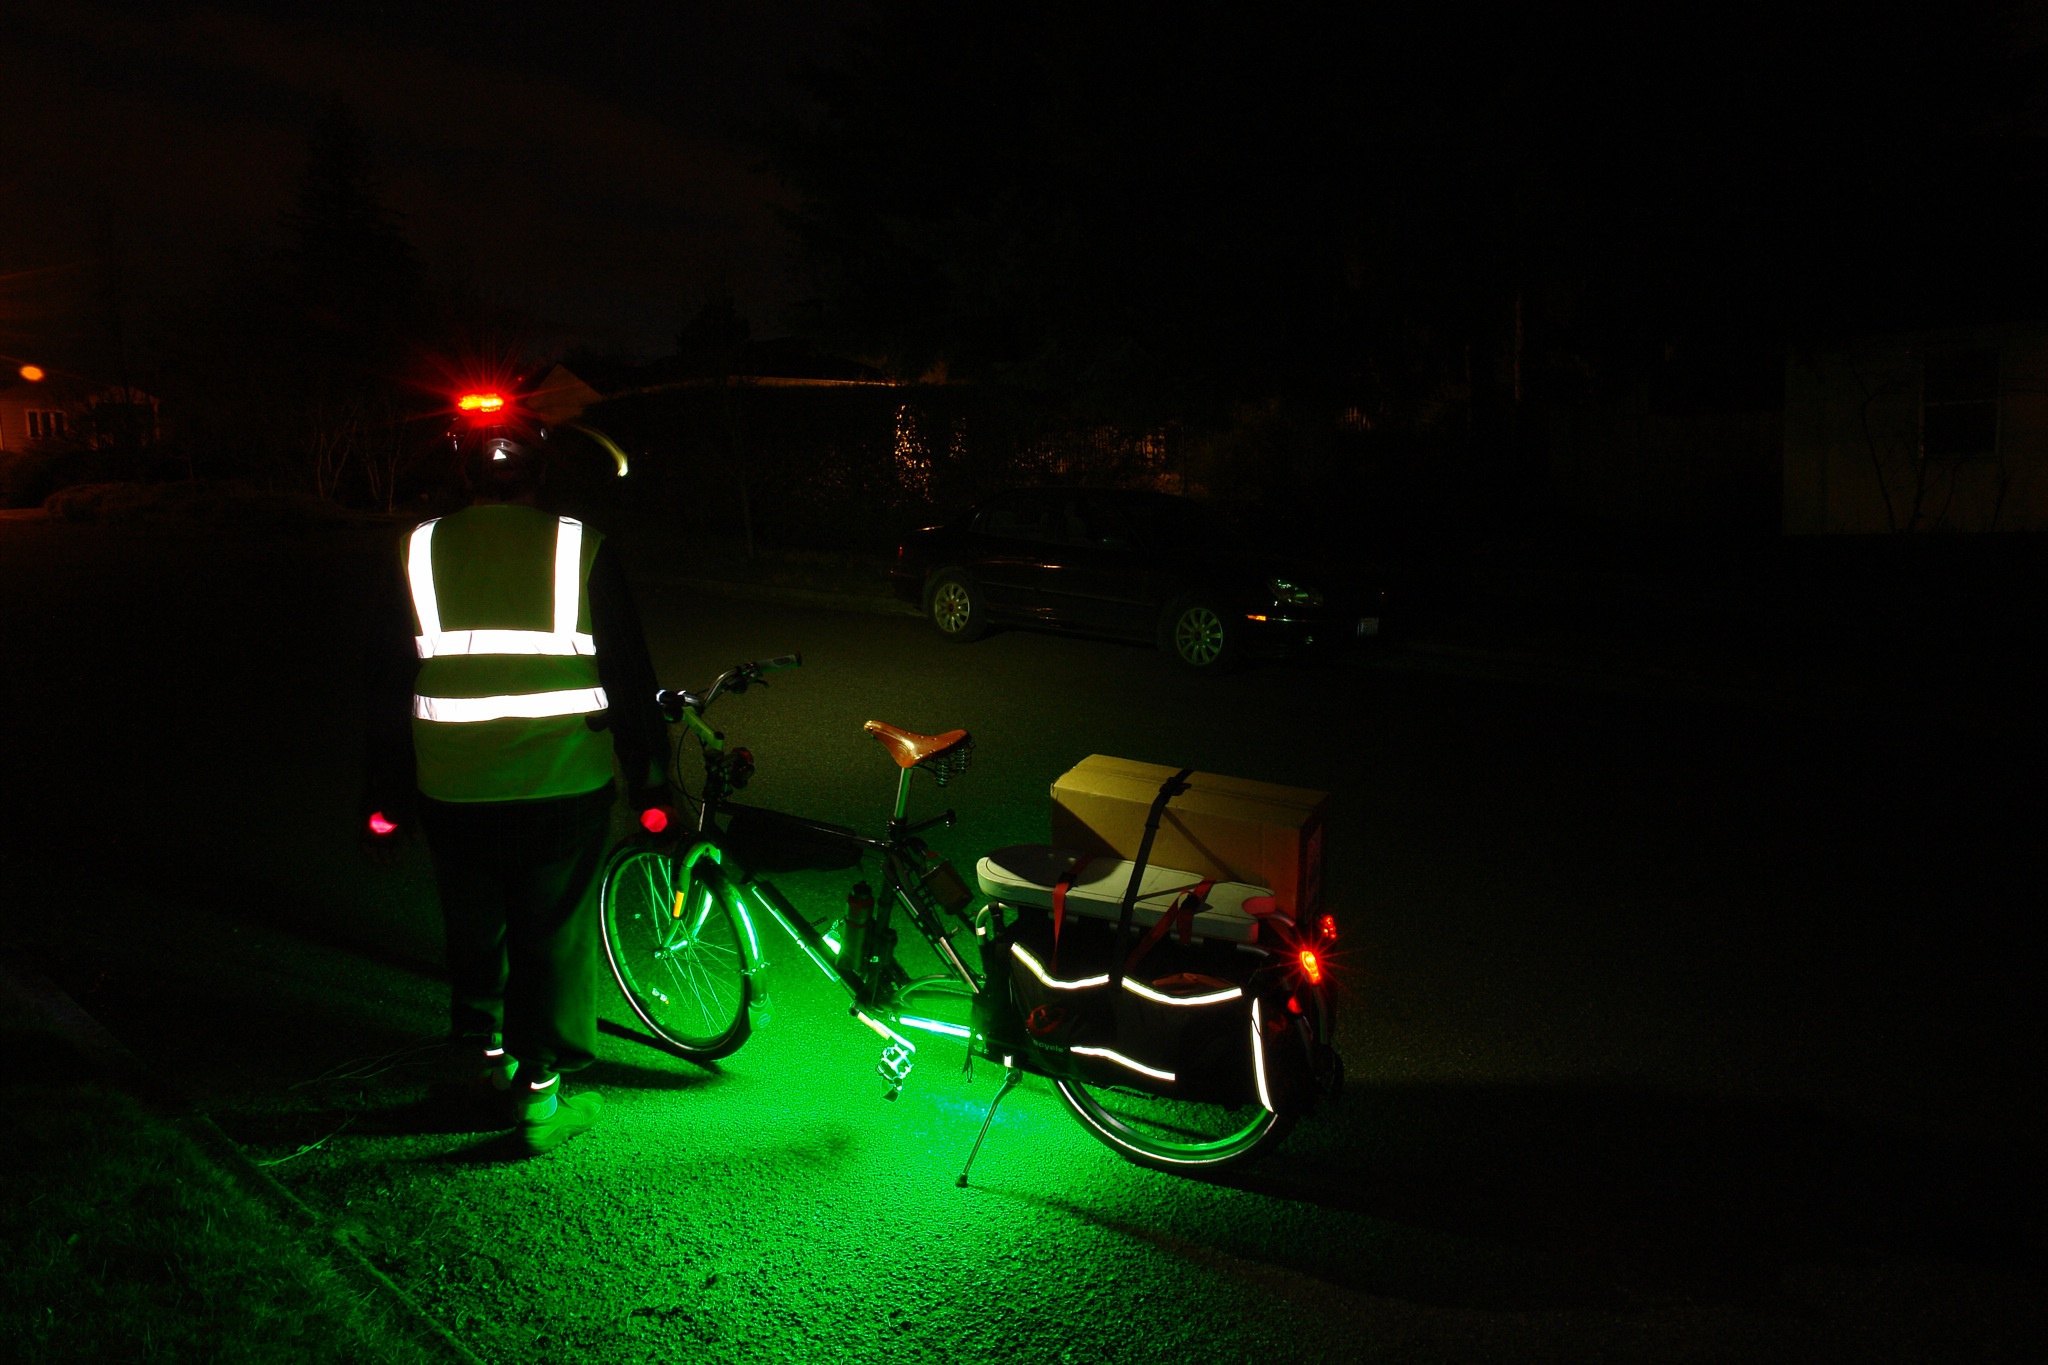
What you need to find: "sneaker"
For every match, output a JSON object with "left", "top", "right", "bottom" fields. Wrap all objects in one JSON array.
[{"left": 520, "top": 1088, "right": 603, "bottom": 1155}]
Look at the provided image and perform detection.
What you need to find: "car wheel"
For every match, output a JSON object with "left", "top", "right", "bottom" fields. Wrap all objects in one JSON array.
[
  {"left": 927, "top": 570, "right": 988, "bottom": 643},
  {"left": 1160, "top": 597, "right": 1241, "bottom": 671}
]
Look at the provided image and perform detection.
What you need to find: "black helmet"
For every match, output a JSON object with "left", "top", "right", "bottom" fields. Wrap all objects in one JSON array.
[{"left": 451, "top": 391, "right": 549, "bottom": 497}]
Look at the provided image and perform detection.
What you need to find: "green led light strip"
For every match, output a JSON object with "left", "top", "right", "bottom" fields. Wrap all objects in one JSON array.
[{"left": 896, "top": 1015, "right": 971, "bottom": 1040}]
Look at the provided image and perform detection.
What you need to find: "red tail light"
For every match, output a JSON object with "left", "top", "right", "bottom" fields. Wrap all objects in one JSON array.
[
  {"left": 366, "top": 811, "right": 397, "bottom": 836},
  {"left": 457, "top": 392, "right": 505, "bottom": 413},
  {"left": 640, "top": 807, "right": 669, "bottom": 834},
  {"left": 1297, "top": 948, "right": 1323, "bottom": 986},
  {"left": 1320, "top": 913, "right": 1337, "bottom": 941}
]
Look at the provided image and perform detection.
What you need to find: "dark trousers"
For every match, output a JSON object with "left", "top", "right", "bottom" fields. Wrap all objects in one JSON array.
[{"left": 420, "top": 785, "right": 615, "bottom": 1076}]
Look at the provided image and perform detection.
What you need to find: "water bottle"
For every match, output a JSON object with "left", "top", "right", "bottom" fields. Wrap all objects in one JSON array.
[{"left": 842, "top": 881, "right": 874, "bottom": 982}]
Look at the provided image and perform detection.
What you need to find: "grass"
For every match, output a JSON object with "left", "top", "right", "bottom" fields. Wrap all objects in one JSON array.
[{"left": 0, "top": 1013, "right": 449, "bottom": 1365}]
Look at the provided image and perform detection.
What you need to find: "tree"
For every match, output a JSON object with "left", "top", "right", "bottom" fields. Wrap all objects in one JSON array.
[
  {"left": 676, "top": 295, "right": 761, "bottom": 556},
  {"left": 278, "top": 95, "right": 424, "bottom": 499},
  {"left": 283, "top": 94, "right": 421, "bottom": 364}
]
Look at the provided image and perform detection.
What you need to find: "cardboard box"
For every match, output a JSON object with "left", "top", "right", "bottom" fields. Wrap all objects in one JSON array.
[{"left": 1050, "top": 754, "right": 1328, "bottom": 915}]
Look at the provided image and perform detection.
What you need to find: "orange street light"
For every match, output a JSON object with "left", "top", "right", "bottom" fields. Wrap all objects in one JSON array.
[{"left": 19, "top": 364, "right": 45, "bottom": 382}]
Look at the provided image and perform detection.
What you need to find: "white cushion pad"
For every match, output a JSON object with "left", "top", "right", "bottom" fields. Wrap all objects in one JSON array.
[{"left": 975, "top": 845, "right": 1278, "bottom": 945}]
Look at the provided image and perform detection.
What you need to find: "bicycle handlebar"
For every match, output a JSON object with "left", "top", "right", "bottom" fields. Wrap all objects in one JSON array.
[{"left": 656, "top": 653, "right": 804, "bottom": 722}]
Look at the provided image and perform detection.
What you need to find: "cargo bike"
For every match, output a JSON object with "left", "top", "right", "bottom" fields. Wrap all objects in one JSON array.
[{"left": 597, "top": 655, "right": 1343, "bottom": 1178}]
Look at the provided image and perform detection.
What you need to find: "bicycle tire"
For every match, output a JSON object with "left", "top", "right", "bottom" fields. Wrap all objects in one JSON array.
[
  {"left": 599, "top": 842, "right": 754, "bottom": 1061},
  {"left": 1054, "top": 983, "right": 1328, "bottom": 1172}
]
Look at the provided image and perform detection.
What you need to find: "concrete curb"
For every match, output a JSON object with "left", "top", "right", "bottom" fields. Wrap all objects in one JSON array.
[
  {"left": 0, "top": 959, "right": 487, "bottom": 1365},
  {"left": 629, "top": 569, "right": 921, "bottom": 618}
]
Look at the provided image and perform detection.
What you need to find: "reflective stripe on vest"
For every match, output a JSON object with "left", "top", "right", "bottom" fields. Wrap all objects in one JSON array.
[
  {"left": 412, "top": 687, "right": 611, "bottom": 723},
  {"left": 409, "top": 517, "right": 597, "bottom": 659}
]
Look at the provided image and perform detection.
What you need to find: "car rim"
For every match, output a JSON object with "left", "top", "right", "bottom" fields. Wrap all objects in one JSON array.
[
  {"left": 934, "top": 582, "right": 971, "bottom": 632},
  {"left": 1176, "top": 607, "right": 1224, "bottom": 665}
]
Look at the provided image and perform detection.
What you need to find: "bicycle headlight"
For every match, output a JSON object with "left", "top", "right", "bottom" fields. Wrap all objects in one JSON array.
[{"left": 1267, "top": 577, "right": 1323, "bottom": 608}]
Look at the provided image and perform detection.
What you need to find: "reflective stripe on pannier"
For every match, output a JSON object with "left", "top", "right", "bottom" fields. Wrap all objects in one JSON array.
[{"left": 1006, "top": 917, "right": 1267, "bottom": 1107}]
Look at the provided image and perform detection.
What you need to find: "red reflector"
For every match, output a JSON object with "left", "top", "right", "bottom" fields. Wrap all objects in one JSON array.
[
  {"left": 640, "top": 807, "right": 669, "bottom": 834},
  {"left": 1287, "top": 995, "right": 1304, "bottom": 1014},
  {"left": 367, "top": 811, "right": 397, "bottom": 836},
  {"left": 1297, "top": 948, "right": 1323, "bottom": 985}
]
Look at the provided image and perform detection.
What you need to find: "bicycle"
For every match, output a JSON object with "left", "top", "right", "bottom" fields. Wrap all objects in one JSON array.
[{"left": 597, "top": 655, "right": 1341, "bottom": 1178}]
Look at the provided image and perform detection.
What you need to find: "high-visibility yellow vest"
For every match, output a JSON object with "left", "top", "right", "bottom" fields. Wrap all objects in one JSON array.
[{"left": 405, "top": 505, "right": 615, "bottom": 802}]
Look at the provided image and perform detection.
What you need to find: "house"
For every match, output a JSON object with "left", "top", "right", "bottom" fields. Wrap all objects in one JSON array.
[
  {"left": 0, "top": 376, "right": 160, "bottom": 453},
  {"left": 1782, "top": 322, "right": 2048, "bottom": 533},
  {"left": 0, "top": 380, "right": 77, "bottom": 452},
  {"left": 527, "top": 364, "right": 606, "bottom": 426}
]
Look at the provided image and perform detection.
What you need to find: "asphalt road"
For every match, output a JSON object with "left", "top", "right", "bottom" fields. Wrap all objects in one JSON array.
[{"left": 2, "top": 518, "right": 2040, "bottom": 1363}]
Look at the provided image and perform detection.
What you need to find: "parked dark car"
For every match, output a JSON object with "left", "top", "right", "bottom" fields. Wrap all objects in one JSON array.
[{"left": 889, "top": 487, "right": 1385, "bottom": 670}]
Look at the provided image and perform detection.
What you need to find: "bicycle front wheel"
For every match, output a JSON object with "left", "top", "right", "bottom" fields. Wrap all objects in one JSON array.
[{"left": 599, "top": 843, "right": 753, "bottom": 1061}]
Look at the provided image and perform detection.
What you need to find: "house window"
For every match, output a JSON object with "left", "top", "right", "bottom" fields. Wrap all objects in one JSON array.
[
  {"left": 27, "top": 410, "right": 66, "bottom": 441},
  {"left": 1921, "top": 350, "right": 1999, "bottom": 459}
]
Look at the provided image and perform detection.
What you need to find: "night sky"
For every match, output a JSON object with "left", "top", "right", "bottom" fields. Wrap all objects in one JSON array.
[
  {"left": 7, "top": 1, "right": 2047, "bottom": 386},
  {"left": 2, "top": 1, "right": 863, "bottom": 365}
]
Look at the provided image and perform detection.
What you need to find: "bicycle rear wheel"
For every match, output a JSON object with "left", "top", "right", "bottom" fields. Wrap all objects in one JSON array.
[
  {"left": 599, "top": 843, "right": 753, "bottom": 1061},
  {"left": 1054, "top": 985, "right": 1328, "bottom": 1172},
  {"left": 1055, "top": 1079, "right": 1293, "bottom": 1171}
]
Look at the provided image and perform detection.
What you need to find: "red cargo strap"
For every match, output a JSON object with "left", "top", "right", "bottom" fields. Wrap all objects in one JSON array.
[
  {"left": 1051, "top": 857, "right": 1092, "bottom": 968},
  {"left": 1124, "top": 880, "right": 1214, "bottom": 976}
]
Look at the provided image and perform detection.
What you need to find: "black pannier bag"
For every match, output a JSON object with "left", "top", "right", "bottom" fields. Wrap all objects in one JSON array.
[
  {"left": 984, "top": 766, "right": 1327, "bottom": 1114},
  {"left": 1006, "top": 912, "right": 1267, "bottom": 1108}
]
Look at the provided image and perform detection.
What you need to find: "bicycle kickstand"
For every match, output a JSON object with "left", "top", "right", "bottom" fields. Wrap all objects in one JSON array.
[{"left": 956, "top": 1064, "right": 1022, "bottom": 1188}]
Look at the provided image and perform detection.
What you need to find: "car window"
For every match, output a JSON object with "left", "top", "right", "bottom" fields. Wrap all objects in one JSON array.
[
  {"left": 1123, "top": 494, "right": 1249, "bottom": 551},
  {"left": 978, "top": 494, "right": 1062, "bottom": 543},
  {"left": 1065, "top": 495, "right": 1139, "bottom": 550}
]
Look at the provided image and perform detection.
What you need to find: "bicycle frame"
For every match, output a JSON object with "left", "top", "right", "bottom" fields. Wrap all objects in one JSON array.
[{"left": 660, "top": 683, "right": 992, "bottom": 1093}]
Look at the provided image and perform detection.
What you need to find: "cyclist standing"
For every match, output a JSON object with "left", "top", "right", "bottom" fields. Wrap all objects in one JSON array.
[{"left": 361, "top": 391, "right": 672, "bottom": 1153}]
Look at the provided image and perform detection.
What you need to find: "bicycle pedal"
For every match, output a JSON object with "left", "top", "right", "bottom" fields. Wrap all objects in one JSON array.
[{"left": 877, "top": 1039, "right": 915, "bottom": 1095}]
